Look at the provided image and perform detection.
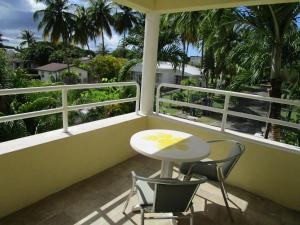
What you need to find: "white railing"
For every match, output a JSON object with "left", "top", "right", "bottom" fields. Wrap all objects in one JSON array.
[
  {"left": 156, "top": 83, "right": 300, "bottom": 132},
  {"left": 0, "top": 82, "right": 140, "bottom": 132}
]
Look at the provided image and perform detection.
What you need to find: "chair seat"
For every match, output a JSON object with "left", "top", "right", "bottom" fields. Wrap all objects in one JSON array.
[{"left": 180, "top": 159, "right": 218, "bottom": 181}]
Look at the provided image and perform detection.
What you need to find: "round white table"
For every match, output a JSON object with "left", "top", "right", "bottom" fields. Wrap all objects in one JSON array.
[{"left": 130, "top": 129, "right": 210, "bottom": 178}]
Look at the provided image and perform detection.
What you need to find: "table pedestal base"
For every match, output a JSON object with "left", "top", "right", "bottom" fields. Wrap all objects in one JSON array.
[{"left": 161, "top": 160, "right": 174, "bottom": 178}]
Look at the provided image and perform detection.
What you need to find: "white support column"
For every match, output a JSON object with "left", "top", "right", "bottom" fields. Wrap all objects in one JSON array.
[{"left": 140, "top": 12, "right": 160, "bottom": 115}]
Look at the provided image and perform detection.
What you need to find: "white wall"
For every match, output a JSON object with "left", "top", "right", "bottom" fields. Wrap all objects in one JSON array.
[
  {"left": 38, "top": 67, "right": 88, "bottom": 83},
  {"left": 39, "top": 71, "right": 59, "bottom": 82}
]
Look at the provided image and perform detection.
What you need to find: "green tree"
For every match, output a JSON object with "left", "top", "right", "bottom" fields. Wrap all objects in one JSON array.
[
  {"left": 0, "top": 49, "right": 12, "bottom": 89},
  {"left": 0, "top": 33, "right": 6, "bottom": 48},
  {"left": 88, "top": 0, "right": 114, "bottom": 55},
  {"left": 90, "top": 55, "right": 126, "bottom": 81},
  {"left": 124, "top": 24, "right": 184, "bottom": 68},
  {"left": 34, "top": 0, "right": 75, "bottom": 43},
  {"left": 19, "top": 29, "right": 36, "bottom": 47},
  {"left": 21, "top": 41, "right": 55, "bottom": 65},
  {"left": 236, "top": 4, "right": 300, "bottom": 140},
  {"left": 0, "top": 113, "right": 28, "bottom": 142},
  {"left": 73, "top": 6, "right": 93, "bottom": 50},
  {"left": 163, "top": 12, "right": 204, "bottom": 79},
  {"left": 114, "top": 5, "right": 139, "bottom": 56},
  {"left": 61, "top": 70, "right": 80, "bottom": 84}
]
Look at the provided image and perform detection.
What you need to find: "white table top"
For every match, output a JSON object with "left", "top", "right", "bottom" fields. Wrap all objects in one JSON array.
[{"left": 130, "top": 129, "right": 210, "bottom": 162}]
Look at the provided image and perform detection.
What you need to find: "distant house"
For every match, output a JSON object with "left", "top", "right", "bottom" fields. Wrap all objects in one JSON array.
[
  {"left": 35, "top": 63, "right": 88, "bottom": 83},
  {"left": 130, "top": 61, "right": 205, "bottom": 86},
  {"left": 189, "top": 56, "right": 202, "bottom": 66},
  {"left": 6, "top": 50, "right": 35, "bottom": 70},
  {"left": 11, "top": 58, "right": 34, "bottom": 70},
  {"left": 79, "top": 56, "right": 92, "bottom": 64}
]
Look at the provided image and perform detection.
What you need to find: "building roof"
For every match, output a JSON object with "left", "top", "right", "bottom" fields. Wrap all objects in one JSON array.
[
  {"left": 131, "top": 61, "right": 202, "bottom": 77},
  {"left": 35, "top": 63, "right": 72, "bottom": 72}
]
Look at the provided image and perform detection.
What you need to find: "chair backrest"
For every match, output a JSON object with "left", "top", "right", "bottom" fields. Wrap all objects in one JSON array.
[
  {"left": 133, "top": 173, "right": 206, "bottom": 213},
  {"left": 208, "top": 140, "right": 245, "bottom": 178},
  {"left": 154, "top": 181, "right": 199, "bottom": 212}
]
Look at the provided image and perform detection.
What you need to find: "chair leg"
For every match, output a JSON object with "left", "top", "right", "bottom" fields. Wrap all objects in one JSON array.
[
  {"left": 184, "top": 174, "right": 192, "bottom": 181},
  {"left": 140, "top": 209, "right": 145, "bottom": 225},
  {"left": 123, "top": 186, "right": 135, "bottom": 214},
  {"left": 219, "top": 179, "right": 234, "bottom": 222},
  {"left": 190, "top": 204, "right": 194, "bottom": 225}
]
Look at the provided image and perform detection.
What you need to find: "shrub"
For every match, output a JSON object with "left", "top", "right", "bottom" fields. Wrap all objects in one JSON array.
[{"left": 89, "top": 55, "right": 126, "bottom": 81}]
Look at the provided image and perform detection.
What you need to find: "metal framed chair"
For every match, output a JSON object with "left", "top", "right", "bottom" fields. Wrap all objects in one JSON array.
[
  {"left": 179, "top": 140, "right": 245, "bottom": 222},
  {"left": 123, "top": 171, "right": 207, "bottom": 225}
]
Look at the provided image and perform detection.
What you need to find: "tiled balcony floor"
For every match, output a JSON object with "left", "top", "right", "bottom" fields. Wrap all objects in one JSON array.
[{"left": 0, "top": 155, "right": 299, "bottom": 225}]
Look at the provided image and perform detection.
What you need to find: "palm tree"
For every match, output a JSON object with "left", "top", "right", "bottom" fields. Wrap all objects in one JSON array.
[
  {"left": 73, "top": 6, "right": 93, "bottom": 50},
  {"left": 33, "top": 0, "right": 75, "bottom": 43},
  {"left": 19, "top": 29, "right": 36, "bottom": 47},
  {"left": 163, "top": 12, "right": 203, "bottom": 80},
  {"left": 124, "top": 24, "right": 184, "bottom": 67},
  {"left": 0, "top": 33, "right": 4, "bottom": 48},
  {"left": 236, "top": 4, "right": 300, "bottom": 140},
  {"left": 119, "top": 23, "right": 185, "bottom": 82},
  {"left": 114, "top": 5, "right": 139, "bottom": 56},
  {"left": 0, "top": 33, "right": 8, "bottom": 48},
  {"left": 88, "top": 0, "right": 114, "bottom": 55}
]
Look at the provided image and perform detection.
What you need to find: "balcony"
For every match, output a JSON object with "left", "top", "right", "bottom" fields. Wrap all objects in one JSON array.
[
  {"left": 0, "top": 154, "right": 299, "bottom": 225},
  {"left": 0, "top": 85, "right": 300, "bottom": 224},
  {"left": 1, "top": 0, "right": 300, "bottom": 224}
]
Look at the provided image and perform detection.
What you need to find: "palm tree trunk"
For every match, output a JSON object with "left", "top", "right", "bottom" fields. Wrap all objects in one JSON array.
[
  {"left": 201, "top": 39, "right": 204, "bottom": 70},
  {"left": 101, "top": 32, "right": 105, "bottom": 56},
  {"left": 264, "top": 42, "right": 282, "bottom": 141},
  {"left": 86, "top": 41, "right": 90, "bottom": 51},
  {"left": 123, "top": 31, "right": 126, "bottom": 57},
  {"left": 181, "top": 40, "right": 186, "bottom": 82}
]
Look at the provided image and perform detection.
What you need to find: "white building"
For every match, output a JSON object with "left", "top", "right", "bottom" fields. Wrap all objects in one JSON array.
[
  {"left": 130, "top": 61, "right": 204, "bottom": 86},
  {"left": 36, "top": 63, "right": 88, "bottom": 83},
  {"left": 189, "top": 56, "right": 202, "bottom": 66}
]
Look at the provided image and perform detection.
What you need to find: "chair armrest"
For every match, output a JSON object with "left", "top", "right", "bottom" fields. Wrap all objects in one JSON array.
[{"left": 132, "top": 171, "right": 207, "bottom": 185}]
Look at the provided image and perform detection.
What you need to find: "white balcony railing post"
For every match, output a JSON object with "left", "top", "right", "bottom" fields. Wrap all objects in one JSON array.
[
  {"left": 0, "top": 82, "right": 140, "bottom": 134},
  {"left": 62, "top": 87, "right": 68, "bottom": 132},
  {"left": 156, "top": 84, "right": 162, "bottom": 114},
  {"left": 221, "top": 94, "right": 230, "bottom": 131},
  {"left": 155, "top": 83, "right": 300, "bottom": 131},
  {"left": 135, "top": 83, "right": 140, "bottom": 114}
]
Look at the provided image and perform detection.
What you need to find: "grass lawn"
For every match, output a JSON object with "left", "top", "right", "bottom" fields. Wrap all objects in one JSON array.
[{"left": 197, "top": 116, "right": 219, "bottom": 124}]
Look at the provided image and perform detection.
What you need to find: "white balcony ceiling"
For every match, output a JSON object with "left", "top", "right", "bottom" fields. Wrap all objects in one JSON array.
[{"left": 113, "top": 0, "right": 299, "bottom": 13}]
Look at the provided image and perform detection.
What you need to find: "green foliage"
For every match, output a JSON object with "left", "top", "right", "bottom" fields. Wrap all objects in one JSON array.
[
  {"left": 21, "top": 41, "right": 90, "bottom": 65},
  {"left": 21, "top": 41, "right": 54, "bottom": 65},
  {"left": 33, "top": 0, "right": 75, "bottom": 43},
  {"left": 111, "top": 47, "right": 134, "bottom": 59},
  {"left": 19, "top": 29, "right": 36, "bottom": 47},
  {"left": 0, "top": 49, "right": 13, "bottom": 88},
  {"left": 118, "top": 58, "right": 141, "bottom": 81},
  {"left": 88, "top": 0, "right": 114, "bottom": 54},
  {"left": 49, "top": 49, "right": 65, "bottom": 63},
  {"left": 180, "top": 79, "right": 197, "bottom": 86},
  {"left": 90, "top": 55, "right": 126, "bottom": 81},
  {"left": 61, "top": 70, "right": 80, "bottom": 84},
  {"left": 0, "top": 112, "right": 28, "bottom": 142}
]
